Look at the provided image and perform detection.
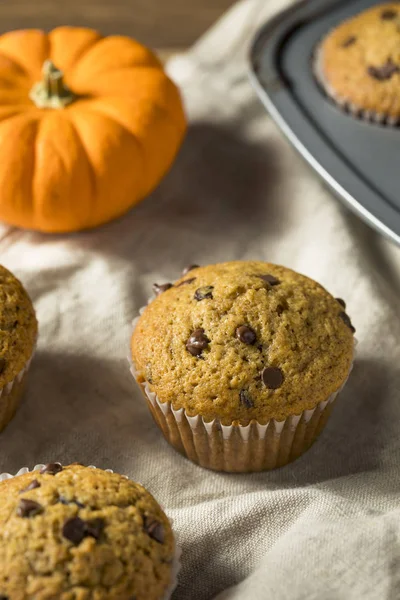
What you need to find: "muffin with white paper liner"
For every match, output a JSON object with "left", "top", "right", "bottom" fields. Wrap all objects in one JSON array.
[
  {"left": 130, "top": 261, "right": 356, "bottom": 473},
  {"left": 0, "top": 265, "right": 37, "bottom": 432},
  {"left": 314, "top": 4, "right": 400, "bottom": 126},
  {"left": 0, "top": 463, "right": 180, "bottom": 600}
]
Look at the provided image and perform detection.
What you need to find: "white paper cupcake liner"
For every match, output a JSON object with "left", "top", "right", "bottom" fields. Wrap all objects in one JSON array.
[
  {"left": 130, "top": 302, "right": 356, "bottom": 473},
  {"left": 0, "top": 341, "right": 36, "bottom": 432},
  {"left": 0, "top": 464, "right": 180, "bottom": 600},
  {"left": 313, "top": 42, "right": 400, "bottom": 126}
]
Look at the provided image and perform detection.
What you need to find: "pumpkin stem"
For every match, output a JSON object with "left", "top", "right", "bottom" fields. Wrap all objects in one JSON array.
[{"left": 30, "top": 60, "right": 77, "bottom": 109}]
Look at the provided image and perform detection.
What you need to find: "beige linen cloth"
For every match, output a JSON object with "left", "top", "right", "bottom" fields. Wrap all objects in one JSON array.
[{"left": 0, "top": 0, "right": 400, "bottom": 598}]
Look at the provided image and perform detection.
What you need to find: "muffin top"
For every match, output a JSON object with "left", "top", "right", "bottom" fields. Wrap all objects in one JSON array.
[
  {"left": 0, "top": 265, "right": 37, "bottom": 386},
  {"left": 317, "top": 3, "right": 400, "bottom": 118},
  {"left": 0, "top": 463, "right": 174, "bottom": 600},
  {"left": 131, "top": 261, "right": 355, "bottom": 424}
]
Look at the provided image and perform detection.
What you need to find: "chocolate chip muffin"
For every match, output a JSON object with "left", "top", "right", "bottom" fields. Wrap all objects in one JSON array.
[
  {"left": 0, "top": 463, "right": 176, "bottom": 599},
  {"left": 0, "top": 265, "right": 37, "bottom": 432},
  {"left": 315, "top": 3, "right": 400, "bottom": 124},
  {"left": 131, "top": 261, "right": 355, "bottom": 472}
]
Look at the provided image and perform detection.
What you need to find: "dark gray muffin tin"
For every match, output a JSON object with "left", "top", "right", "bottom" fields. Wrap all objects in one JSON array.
[{"left": 249, "top": 0, "right": 400, "bottom": 246}]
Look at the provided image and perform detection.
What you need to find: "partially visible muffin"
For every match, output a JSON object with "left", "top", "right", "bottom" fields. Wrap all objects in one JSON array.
[
  {"left": 315, "top": 3, "right": 400, "bottom": 124},
  {"left": 0, "top": 265, "right": 37, "bottom": 431},
  {"left": 131, "top": 261, "right": 355, "bottom": 472},
  {"left": 0, "top": 463, "right": 176, "bottom": 599}
]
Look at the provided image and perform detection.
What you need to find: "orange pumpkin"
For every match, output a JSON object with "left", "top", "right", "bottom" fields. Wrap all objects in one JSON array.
[{"left": 0, "top": 27, "right": 186, "bottom": 233}]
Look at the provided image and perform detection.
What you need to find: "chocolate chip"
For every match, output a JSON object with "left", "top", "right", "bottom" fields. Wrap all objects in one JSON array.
[
  {"left": 259, "top": 274, "right": 280, "bottom": 286},
  {"left": 186, "top": 328, "right": 210, "bottom": 356},
  {"left": 62, "top": 517, "right": 103, "bottom": 544},
  {"left": 381, "top": 9, "right": 397, "bottom": 20},
  {"left": 58, "top": 496, "right": 85, "bottom": 509},
  {"left": 261, "top": 366, "right": 284, "bottom": 390},
  {"left": 0, "top": 358, "right": 6, "bottom": 375},
  {"left": 235, "top": 325, "right": 256, "bottom": 345},
  {"left": 17, "top": 498, "right": 43, "bottom": 518},
  {"left": 182, "top": 264, "right": 199, "bottom": 276},
  {"left": 85, "top": 518, "right": 105, "bottom": 540},
  {"left": 194, "top": 286, "right": 214, "bottom": 301},
  {"left": 367, "top": 59, "right": 399, "bottom": 81},
  {"left": 62, "top": 517, "right": 86, "bottom": 544},
  {"left": 19, "top": 479, "right": 40, "bottom": 494},
  {"left": 335, "top": 298, "right": 346, "bottom": 308},
  {"left": 40, "top": 463, "right": 62, "bottom": 475},
  {"left": 153, "top": 283, "right": 173, "bottom": 295},
  {"left": 176, "top": 277, "right": 196, "bottom": 287},
  {"left": 339, "top": 311, "right": 356, "bottom": 333},
  {"left": 342, "top": 35, "right": 357, "bottom": 47},
  {"left": 239, "top": 390, "right": 254, "bottom": 408},
  {"left": 143, "top": 516, "right": 165, "bottom": 543},
  {"left": 0, "top": 595, "right": 9, "bottom": 599}
]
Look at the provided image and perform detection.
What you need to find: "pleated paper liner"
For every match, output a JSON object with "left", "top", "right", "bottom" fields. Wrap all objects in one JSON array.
[
  {"left": 0, "top": 464, "right": 181, "bottom": 600},
  {"left": 135, "top": 373, "right": 352, "bottom": 473},
  {"left": 130, "top": 306, "right": 356, "bottom": 473},
  {"left": 313, "top": 42, "right": 400, "bottom": 126},
  {"left": 0, "top": 343, "right": 36, "bottom": 433}
]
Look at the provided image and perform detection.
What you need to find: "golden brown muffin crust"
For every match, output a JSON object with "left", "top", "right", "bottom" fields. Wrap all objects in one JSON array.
[
  {"left": 0, "top": 265, "right": 37, "bottom": 386},
  {"left": 0, "top": 464, "right": 174, "bottom": 600},
  {"left": 318, "top": 3, "right": 400, "bottom": 118},
  {"left": 131, "top": 261, "right": 354, "bottom": 424}
]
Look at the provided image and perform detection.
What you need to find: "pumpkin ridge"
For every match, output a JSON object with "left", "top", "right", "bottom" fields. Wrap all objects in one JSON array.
[
  {"left": 81, "top": 88, "right": 185, "bottom": 136},
  {"left": 74, "top": 104, "right": 145, "bottom": 157},
  {"left": 0, "top": 30, "right": 50, "bottom": 78},
  {"left": 0, "top": 111, "right": 32, "bottom": 129},
  {"left": 49, "top": 27, "right": 102, "bottom": 75},
  {"left": 68, "top": 35, "right": 161, "bottom": 83},
  {"left": 76, "top": 64, "right": 164, "bottom": 76},
  {"left": 66, "top": 65, "right": 167, "bottom": 101},
  {"left": 70, "top": 106, "right": 147, "bottom": 224},
  {"left": 154, "top": 87, "right": 186, "bottom": 135},
  {"left": 80, "top": 100, "right": 145, "bottom": 138},
  {"left": 77, "top": 103, "right": 147, "bottom": 199},
  {"left": 0, "top": 86, "right": 32, "bottom": 104},
  {"left": 0, "top": 51, "right": 30, "bottom": 80},
  {"left": 0, "top": 94, "right": 32, "bottom": 109},
  {"left": 32, "top": 112, "right": 97, "bottom": 231},
  {"left": 66, "top": 116, "right": 97, "bottom": 228},
  {"left": 0, "top": 113, "right": 39, "bottom": 228},
  {"left": 82, "top": 96, "right": 185, "bottom": 194},
  {"left": 31, "top": 116, "right": 43, "bottom": 230},
  {"left": 0, "top": 107, "right": 29, "bottom": 123}
]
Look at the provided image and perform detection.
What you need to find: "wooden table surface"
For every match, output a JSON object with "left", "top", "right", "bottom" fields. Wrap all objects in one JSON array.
[{"left": 0, "top": 0, "right": 236, "bottom": 59}]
